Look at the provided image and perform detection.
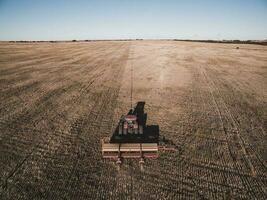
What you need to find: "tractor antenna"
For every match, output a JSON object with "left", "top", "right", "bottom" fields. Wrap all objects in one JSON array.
[{"left": 130, "top": 55, "right": 133, "bottom": 110}]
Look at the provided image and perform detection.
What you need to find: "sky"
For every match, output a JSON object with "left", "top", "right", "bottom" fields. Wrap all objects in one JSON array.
[{"left": 0, "top": 0, "right": 266, "bottom": 41}]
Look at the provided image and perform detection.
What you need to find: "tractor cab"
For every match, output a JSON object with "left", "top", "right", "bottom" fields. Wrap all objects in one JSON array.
[
  {"left": 124, "top": 115, "right": 137, "bottom": 128},
  {"left": 119, "top": 114, "right": 143, "bottom": 135}
]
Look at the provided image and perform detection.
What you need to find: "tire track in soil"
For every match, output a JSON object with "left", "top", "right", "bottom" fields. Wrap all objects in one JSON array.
[
  {"left": 200, "top": 67, "right": 256, "bottom": 175},
  {"left": 207, "top": 64, "right": 266, "bottom": 137},
  {"left": 173, "top": 62, "right": 264, "bottom": 198},
  {"left": 193, "top": 67, "right": 241, "bottom": 198},
  {"left": 207, "top": 71, "right": 267, "bottom": 170},
  {"left": 163, "top": 65, "right": 240, "bottom": 199},
  {"left": 199, "top": 66, "right": 266, "bottom": 199}
]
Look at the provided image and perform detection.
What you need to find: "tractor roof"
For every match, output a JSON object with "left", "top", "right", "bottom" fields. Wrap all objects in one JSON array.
[{"left": 125, "top": 115, "right": 137, "bottom": 121}]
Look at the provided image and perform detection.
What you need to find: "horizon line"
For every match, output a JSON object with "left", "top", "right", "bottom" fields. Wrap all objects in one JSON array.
[{"left": 1, "top": 38, "right": 267, "bottom": 42}]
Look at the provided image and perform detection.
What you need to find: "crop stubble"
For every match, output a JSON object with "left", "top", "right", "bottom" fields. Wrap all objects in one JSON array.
[{"left": 0, "top": 41, "right": 266, "bottom": 199}]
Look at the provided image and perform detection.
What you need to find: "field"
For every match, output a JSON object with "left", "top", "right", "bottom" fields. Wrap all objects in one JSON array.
[{"left": 0, "top": 41, "right": 266, "bottom": 199}]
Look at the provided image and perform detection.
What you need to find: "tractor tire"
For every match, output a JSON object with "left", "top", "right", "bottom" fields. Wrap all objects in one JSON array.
[
  {"left": 119, "top": 125, "right": 122, "bottom": 135},
  {"left": 123, "top": 128, "right": 127, "bottom": 135},
  {"left": 139, "top": 125, "right": 143, "bottom": 134}
]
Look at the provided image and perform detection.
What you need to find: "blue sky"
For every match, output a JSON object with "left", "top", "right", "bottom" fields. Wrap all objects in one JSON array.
[{"left": 0, "top": 0, "right": 266, "bottom": 40}]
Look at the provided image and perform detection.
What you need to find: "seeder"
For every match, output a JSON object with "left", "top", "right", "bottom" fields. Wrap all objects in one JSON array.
[{"left": 101, "top": 63, "right": 176, "bottom": 169}]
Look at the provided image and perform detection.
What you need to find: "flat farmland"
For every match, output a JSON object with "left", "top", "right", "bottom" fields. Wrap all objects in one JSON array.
[{"left": 0, "top": 41, "right": 266, "bottom": 199}]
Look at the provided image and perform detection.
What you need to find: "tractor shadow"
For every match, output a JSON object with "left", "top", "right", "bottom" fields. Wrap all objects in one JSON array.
[{"left": 110, "top": 101, "right": 159, "bottom": 143}]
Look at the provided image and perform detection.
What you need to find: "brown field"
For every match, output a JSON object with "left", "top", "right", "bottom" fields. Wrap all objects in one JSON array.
[{"left": 0, "top": 41, "right": 266, "bottom": 199}]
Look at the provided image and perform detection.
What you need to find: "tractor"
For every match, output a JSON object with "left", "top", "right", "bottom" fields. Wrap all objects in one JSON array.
[{"left": 118, "top": 114, "right": 143, "bottom": 135}]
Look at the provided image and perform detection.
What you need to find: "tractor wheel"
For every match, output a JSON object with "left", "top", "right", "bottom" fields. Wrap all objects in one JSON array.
[
  {"left": 139, "top": 125, "right": 143, "bottom": 134},
  {"left": 123, "top": 128, "right": 127, "bottom": 135},
  {"left": 119, "top": 125, "right": 122, "bottom": 135}
]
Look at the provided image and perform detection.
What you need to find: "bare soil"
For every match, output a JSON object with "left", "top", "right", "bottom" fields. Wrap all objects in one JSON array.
[{"left": 0, "top": 41, "right": 266, "bottom": 199}]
